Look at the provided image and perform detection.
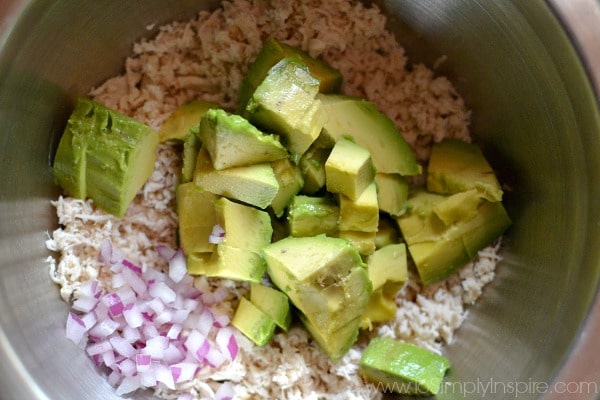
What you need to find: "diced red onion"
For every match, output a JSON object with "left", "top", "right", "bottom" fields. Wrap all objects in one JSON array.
[
  {"left": 122, "top": 259, "right": 143, "bottom": 275},
  {"left": 122, "top": 303, "right": 144, "bottom": 329},
  {"left": 168, "top": 248, "right": 187, "bottom": 283},
  {"left": 110, "top": 336, "right": 136, "bottom": 358},
  {"left": 208, "top": 225, "right": 226, "bottom": 244},
  {"left": 148, "top": 281, "right": 176, "bottom": 304},
  {"left": 215, "top": 381, "right": 234, "bottom": 400},
  {"left": 89, "top": 318, "right": 120, "bottom": 339},
  {"left": 86, "top": 340, "right": 112, "bottom": 356},
  {"left": 116, "top": 374, "right": 142, "bottom": 396},
  {"left": 156, "top": 244, "right": 176, "bottom": 261},
  {"left": 65, "top": 243, "right": 240, "bottom": 396},
  {"left": 135, "top": 354, "right": 152, "bottom": 372},
  {"left": 204, "top": 347, "right": 227, "bottom": 368},
  {"left": 66, "top": 312, "right": 87, "bottom": 345}
]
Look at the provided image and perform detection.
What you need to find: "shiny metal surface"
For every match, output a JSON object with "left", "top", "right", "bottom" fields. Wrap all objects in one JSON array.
[{"left": 0, "top": 1, "right": 599, "bottom": 399}]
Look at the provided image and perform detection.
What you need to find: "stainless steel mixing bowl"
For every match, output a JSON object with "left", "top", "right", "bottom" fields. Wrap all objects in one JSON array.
[{"left": 1, "top": 1, "right": 599, "bottom": 399}]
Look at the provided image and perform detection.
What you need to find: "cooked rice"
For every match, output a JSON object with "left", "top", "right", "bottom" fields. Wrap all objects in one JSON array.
[{"left": 46, "top": 0, "right": 500, "bottom": 399}]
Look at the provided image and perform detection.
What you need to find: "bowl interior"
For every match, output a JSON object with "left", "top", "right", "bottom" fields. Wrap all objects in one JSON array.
[{"left": 1, "top": 1, "right": 599, "bottom": 399}]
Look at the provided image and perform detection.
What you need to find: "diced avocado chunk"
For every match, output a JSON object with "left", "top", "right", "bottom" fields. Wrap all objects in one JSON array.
[
  {"left": 246, "top": 55, "right": 325, "bottom": 161},
  {"left": 250, "top": 283, "right": 292, "bottom": 332},
  {"left": 325, "top": 138, "right": 375, "bottom": 201},
  {"left": 187, "top": 197, "right": 272, "bottom": 283},
  {"left": 339, "top": 181, "right": 379, "bottom": 232},
  {"left": 360, "top": 287, "right": 398, "bottom": 329},
  {"left": 319, "top": 94, "right": 419, "bottom": 176},
  {"left": 299, "top": 130, "right": 335, "bottom": 195},
  {"left": 299, "top": 313, "right": 360, "bottom": 361},
  {"left": 433, "top": 188, "right": 482, "bottom": 226},
  {"left": 53, "top": 97, "right": 159, "bottom": 217},
  {"left": 427, "top": 138, "right": 503, "bottom": 202},
  {"left": 360, "top": 338, "right": 450, "bottom": 395},
  {"left": 238, "top": 38, "right": 343, "bottom": 112},
  {"left": 157, "top": 100, "right": 218, "bottom": 142},
  {"left": 374, "top": 215, "right": 401, "bottom": 249},
  {"left": 176, "top": 182, "right": 218, "bottom": 255},
  {"left": 194, "top": 148, "right": 279, "bottom": 209},
  {"left": 338, "top": 231, "right": 377, "bottom": 256},
  {"left": 199, "top": 108, "right": 287, "bottom": 170},
  {"left": 367, "top": 243, "right": 407, "bottom": 292},
  {"left": 232, "top": 297, "right": 276, "bottom": 346},
  {"left": 375, "top": 173, "right": 409, "bottom": 216},
  {"left": 397, "top": 189, "right": 511, "bottom": 285},
  {"left": 181, "top": 130, "right": 202, "bottom": 183},
  {"left": 215, "top": 197, "right": 272, "bottom": 252},
  {"left": 53, "top": 116, "right": 88, "bottom": 199},
  {"left": 287, "top": 195, "right": 339, "bottom": 237},
  {"left": 263, "top": 235, "right": 371, "bottom": 359},
  {"left": 271, "top": 158, "right": 304, "bottom": 218},
  {"left": 360, "top": 244, "right": 407, "bottom": 329}
]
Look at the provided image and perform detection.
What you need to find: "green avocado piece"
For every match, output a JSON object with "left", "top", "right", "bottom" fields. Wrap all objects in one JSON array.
[
  {"left": 232, "top": 297, "right": 276, "bottom": 346},
  {"left": 375, "top": 173, "right": 409, "bottom": 216},
  {"left": 325, "top": 138, "right": 376, "bottom": 201},
  {"left": 299, "top": 313, "right": 361, "bottom": 361},
  {"left": 360, "top": 286, "right": 398, "bottom": 329},
  {"left": 360, "top": 338, "right": 450, "bottom": 395},
  {"left": 427, "top": 138, "right": 503, "bottom": 202},
  {"left": 52, "top": 106, "right": 89, "bottom": 198},
  {"left": 250, "top": 283, "right": 292, "bottom": 332},
  {"left": 238, "top": 38, "right": 343, "bottom": 112},
  {"left": 206, "top": 244, "right": 267, "bottom": 283},
  {"left": 433, "top": 188, "right": 482, "bottom": 226},
  {"left": 397, "top": 188, "right": 511, "bottom": 285},
  {"left": 263, "top": 235, "right": 371, "bottom": 359},
  {"left": 298, "top": 130, "right": 335, "bottom": 195},
  {"left": 53, "top": 97, "right": 159, "bottom": 217},
  {"left": 214, "top": 197, "right": 272, "bottom": 252},
  {"left": 319, "top": 94, "right": 419, "bottom": 176},
  {"left": 157, "top": 100, "right": 218, "bottom": 142},
  {"left": 199, "top": 108, "right": 287, "bottom": 170},
  {"left": 194, "top": 148, "right": 279, "bottom": 209},
  {"left": 367, "top": 243, "right": 407, "bottom": 292},
  {"left": 181, "top": 130, "right": 202, "bottom": 183},
  {"left": 287, "top": 195, "right": 339, "bottom": 237},
  {"left": 374, "top": 215, "right": 401, "bottom": 249},
  {"left": 176, "top": 182, "right": 218, "bottom": 255},
  {"left": 246, "top": 55, "right": 325, "bottom": 161},
  {"left": 338, "top": 231, "right": 377, "bottom": 256},
  {"left": 270, "top": 158, "right": 304, "bottom": 218},
  {"left": 339, "top": 181, "right": 379, "bottom": 232}
]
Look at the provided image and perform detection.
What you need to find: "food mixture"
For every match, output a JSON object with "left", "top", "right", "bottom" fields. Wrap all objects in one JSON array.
[{"left": 46, "top": 0, "right": 504, "bottom": 398}]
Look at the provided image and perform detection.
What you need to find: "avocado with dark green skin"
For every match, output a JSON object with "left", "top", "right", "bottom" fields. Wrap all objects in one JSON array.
[
  {"left": 238, "top": 38, "right": 343, "bottom": 113},
  {"left": 360, "top": 338, "right": 450, "bottom": 395},
  {"left": 319, "top": 94, "right": 419, "bottom": 176},
  {"left": 52, "top": 97, "right": 158, "bottom": 217}
]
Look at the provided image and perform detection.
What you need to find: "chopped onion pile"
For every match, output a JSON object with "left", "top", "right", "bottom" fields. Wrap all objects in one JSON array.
[{"left": 65, "top": 240, "right": 237, "bottom": 398}]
